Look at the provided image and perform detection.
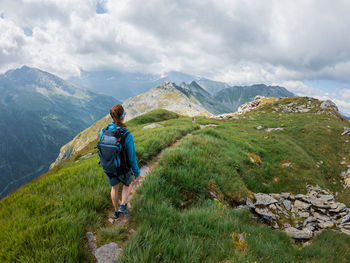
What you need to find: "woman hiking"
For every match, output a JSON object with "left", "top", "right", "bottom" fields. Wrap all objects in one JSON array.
[{"left": 98, "top": 104, "right": 140, "bottom": 219}]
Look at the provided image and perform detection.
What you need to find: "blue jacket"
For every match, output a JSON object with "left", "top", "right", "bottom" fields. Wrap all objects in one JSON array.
[{"left": 99, "top": 123, "right": 140, "bottom": 178}]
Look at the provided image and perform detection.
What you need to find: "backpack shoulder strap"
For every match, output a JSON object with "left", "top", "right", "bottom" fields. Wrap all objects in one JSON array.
[{"left": 121, "top": 130, "right": 130, "bottom": 144}]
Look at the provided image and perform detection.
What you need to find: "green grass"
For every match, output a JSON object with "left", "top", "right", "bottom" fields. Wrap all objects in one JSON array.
[
  {"left": 0, "top": 110, "right": 197, "bottom": 262},
  {"left": 119, "top": 100, "right": 350, "bottom": 262},
  {"left": 1, "top": 103, "right": 350, "bottom": 262}
]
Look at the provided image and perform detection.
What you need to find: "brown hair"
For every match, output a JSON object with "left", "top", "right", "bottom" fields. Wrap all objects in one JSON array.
[{"left": 110, "top": 104, "right": 126, "bottom": 127}]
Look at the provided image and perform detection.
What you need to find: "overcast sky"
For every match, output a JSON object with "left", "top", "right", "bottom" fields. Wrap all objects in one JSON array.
[{"left": 1, "top": 0, "right": 350, "bottom": 113}]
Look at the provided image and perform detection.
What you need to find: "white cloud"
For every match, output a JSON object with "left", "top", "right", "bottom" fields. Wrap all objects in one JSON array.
[{"left": 0, "top": 0, "right": 350, "bottom": 112}]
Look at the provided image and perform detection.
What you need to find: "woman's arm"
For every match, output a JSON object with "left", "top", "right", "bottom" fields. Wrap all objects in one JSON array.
[{"left": 124, "top": 132, "right": 141, "bottom": 178}]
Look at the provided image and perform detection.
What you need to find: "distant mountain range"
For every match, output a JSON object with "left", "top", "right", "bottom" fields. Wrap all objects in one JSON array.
[
  {"left": 122, "top": 81, "right": 294, "bottom": 119},
  {"left": 52, "top": 80, "right": 294, "bottom": 166},
  {"left": 0, "top": 66, "right": 119, "bottom": 198},
  {"left": 214, "top": 84, "right": 295, "bottom": 111},
  {"left": 1, "top": 66, "right": 295, "bottom": 198},
  {"left": 68, "top": 69, "right": 294, "bottom": 112}
]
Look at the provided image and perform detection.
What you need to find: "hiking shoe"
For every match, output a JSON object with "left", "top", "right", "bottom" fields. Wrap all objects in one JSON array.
[
  {"left": 117, "top": 204, "right": 130, "bottom": 215},
  {"left": 113, "top": 210, "right": 119, "bottom": 219}
]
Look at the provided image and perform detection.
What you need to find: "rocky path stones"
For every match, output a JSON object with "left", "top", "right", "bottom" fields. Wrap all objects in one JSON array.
[{"left": 246, "top": 185, "right": 350, "bottom": 241}]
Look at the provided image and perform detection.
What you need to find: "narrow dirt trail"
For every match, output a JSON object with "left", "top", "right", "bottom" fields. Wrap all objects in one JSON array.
[{"left": 86, "top": 124, "right": 217, "bottom": 262}]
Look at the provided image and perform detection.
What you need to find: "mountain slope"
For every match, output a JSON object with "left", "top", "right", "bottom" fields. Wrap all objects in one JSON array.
[
  {"left": 50, "top": 81, "right": 234, "bottom": 167},
  {"left": 50, "top": 81, "right": 295, "bottom": 167},
  {"left": 215, "top": 84, "right": 295, "bottom": 112},
  {"left": 0, "top": 99, "right": 349, "bottom": 262},
  {"left": 0, "top": 66, "right": 119, "bottom": 198}
]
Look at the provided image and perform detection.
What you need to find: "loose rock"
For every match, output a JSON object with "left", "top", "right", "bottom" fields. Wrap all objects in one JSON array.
[
  {"left": 284, "top": 227, "right": 313, "bottom": 239},
  {"left": 143, "top": 123, "right": 163, "bottom": 130},
  {"left": 94, "top": 242, "right": 122, "bottom": 263}
]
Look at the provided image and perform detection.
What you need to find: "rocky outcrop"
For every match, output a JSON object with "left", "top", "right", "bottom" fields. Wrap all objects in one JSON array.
[
  {"left": 238, "top": 96, "right": 279, "bottom": 114},
  {"left": 342, "top": 127, "right": 350, "bottom": 136},
  {"left": 271, "top": 97, "right": 344, "bottom": 120},
  {"left": 341, "top": 168, "right": 350, "bottom": 188},
  {"left": 246, "top": 185, "right": 350, "bottom": 241}
]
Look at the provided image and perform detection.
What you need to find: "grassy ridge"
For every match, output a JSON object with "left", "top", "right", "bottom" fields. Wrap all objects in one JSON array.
[
  {"left": 0, "top": 110, "right": 198, "bottom": 262},
  {"left": 121, "top": 101, "right": 350, "bottom": 262},
  {"left": 1, "top": 103, "right": 349, "bottom": 262}
]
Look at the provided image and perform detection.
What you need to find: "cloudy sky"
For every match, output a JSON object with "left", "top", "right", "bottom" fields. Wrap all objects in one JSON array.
[{"left": 1, "top": 0, "right": 350, "bottom": 114}]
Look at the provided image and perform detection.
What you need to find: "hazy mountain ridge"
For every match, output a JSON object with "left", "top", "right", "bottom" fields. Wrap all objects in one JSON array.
[
  {"left": 50, "top": 81, "right": 295, "bottom": 167},
  {"left": 0, "top": 66, "right": 119, "bottom": 199},
  {"left": 214, "top": 84, "right": 295, "bottom": 112}
]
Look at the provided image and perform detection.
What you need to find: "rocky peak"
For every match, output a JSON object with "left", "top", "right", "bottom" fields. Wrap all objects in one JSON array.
[{"left": 157, "top": 81, "right": 176, "bottom": 90}]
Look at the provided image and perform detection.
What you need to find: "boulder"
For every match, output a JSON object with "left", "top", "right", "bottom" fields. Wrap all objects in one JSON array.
[
  {"left": 143, "top": 123, "right": 163, "bottom": 130},
  {"left": 254, "top": 193, "right": 278, "bottom": 206},
  {"left": 86, "top": 232, "right": 97, "bottom": 252},
  {"left": 342, "top": 127, "right": 350, "bottom": 136},
  {"left": 318, "top": 221, "right": 334, "bottom": 229},
  {"left": 94, "top": 242, "right": 122, "bottom": 263},
  {"left": 294, "top": 200, "right": 311, "bottom": 210},
  {"left": 320, "top": 100, "right": 338, "bottom": 111},
  {"left": 255, "top": 207, "right": 279, "bottom": 220},
  {"left": 284, "top": 227, "right": 313, "bottom": 239},
  {"left": 329, "top": 203, "right": 346, "bottom": 213},
  {"left": 264, "top": 127, "right": 284, "bottom": 132}
]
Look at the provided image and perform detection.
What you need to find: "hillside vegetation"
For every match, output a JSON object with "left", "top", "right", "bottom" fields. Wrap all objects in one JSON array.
[
  {"left": 0, "top": 66, "right": 118, "bottom": 199},
  {"left": 0, "top": 101, "right": 349, "bottom": 262}
]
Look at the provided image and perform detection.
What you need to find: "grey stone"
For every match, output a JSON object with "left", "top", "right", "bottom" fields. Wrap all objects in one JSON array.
[
  {"left": 86, "top": 232, "right": 97, "bottom": 252},
  {"left": 256, "top": 125, "right": 263, "bottom": 130},
  {"left": 308, "top": 197, "right": 331, "bottom": 208},
  {"left": 281, "top": 192, "right": 291, "bottom": 199},
  {"left": 255, "top": 207, "right": 279, "bottom": 220},
  {"left": 342, "top": 223, "right": 350, "bottom": 230},
  {"left": 94, "top": 242, "right": 119, "bottom": 263},
  {"left": 143, "top": 123, "right": 163, "bottom": 130},
  {"left": 305, "top": 223, "right": 316, "bottom": 232},
  {"left": 79, "top": 153, "right": 94, "bottom": 159},
  {"left": 298, "top": 212, "right": 310, "bottom": 218},
  {"left": 341, "top": 127, "right": 350, "bottom": 136},
  {"left": 269, "top": 204, "right": 277, "bottom": 211},
  {"left": 284, "top": 227, "right": 313, "bottom": 239},
  {"left": 295, "top": 194, "right": 309, "bottom": 202},
  {"left": 313, "top": 212, "right": 329, "bottom": 222},
  {"left": 341, "top": 214, "right": 350, "bottom": 224},
  {"left": 264, "top": 127, "right": 284, "bottom": 132},
  {"left": 320, "top": 100, "right": 338, "bottom": 111},
  {"left": 294, "top": 200, "right": 311, "bottom": 210},
  {"left": 318, "top": 194, "right": 334, "bottom": 202},
  {"left": 246, "top": 198, "right": 255, "bottom": 209},
  {"left": 329, "top": 203, "right": 346, "bottom": 213},
  {"left": 270, "top": 193, "right": 281, "bottom": 199},
  {"left": 254, "top": 193, "right": 278, "bottom": 206},
  {"left": 318, "top": 221, "right": 334, "bottom": 229},
  {"left": 303, "top": 217, "right": 316, "bottom": 226},
  {"left": 283, "top": 223, "right": 291, "bottom": 228},
  {"left": 339, "top": 228, "right": 350, "bottom": 235}
]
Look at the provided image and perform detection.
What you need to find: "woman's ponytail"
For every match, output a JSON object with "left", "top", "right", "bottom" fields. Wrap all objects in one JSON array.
[{"left": 110, "top": 104, "right": 126, "bottom": 127}]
